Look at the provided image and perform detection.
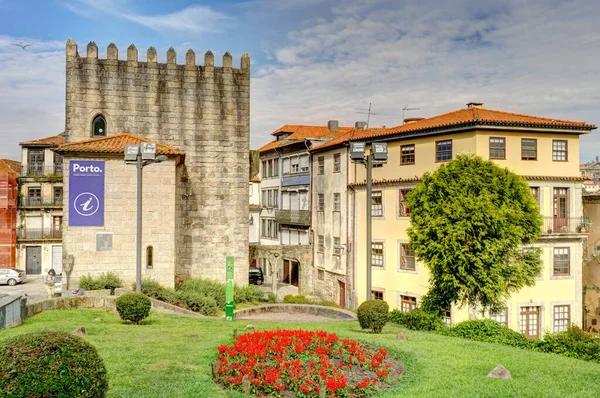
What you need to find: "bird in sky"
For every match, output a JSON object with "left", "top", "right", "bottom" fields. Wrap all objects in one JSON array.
[{"left": 12, "top": 42, "right": 32, "bottom": 50}]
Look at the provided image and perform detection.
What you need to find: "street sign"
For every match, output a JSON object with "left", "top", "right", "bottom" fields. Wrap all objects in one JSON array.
[
  {"left": 124, "top": 144, "right": 140, "bottom": 162},
  {"left": 225, "top": 256, "right": 235, "bottom": 321}
]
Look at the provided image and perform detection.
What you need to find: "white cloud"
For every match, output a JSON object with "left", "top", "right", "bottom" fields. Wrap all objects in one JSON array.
[
  {"left": 64, "top": 0, "right": 233, "bottom": 34},
  {"left": 0, "top": 36, "right": 65, "bottom": 160},
  {"left": 250, "top": 0, "right": 600, "bottom": 161}
]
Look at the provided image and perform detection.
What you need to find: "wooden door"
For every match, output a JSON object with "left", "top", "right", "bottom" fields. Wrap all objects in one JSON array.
[
  {"left": 520, "top": 306, "right": 540, "bottom": 339},
  {"left": 282, "top": 260, "right": 290, "bottom": 284},
  {"left": 290, "top": 261, "right": 299, "bottom": 287},
  {"left": 26, "top": 246, "right": 42, "bottom": 275},
  {"left": 553, "top": 188, "right": 569, "bottom": 232},
  {"left": 338, "top": 281, "right": 346, "bottom": 308}
]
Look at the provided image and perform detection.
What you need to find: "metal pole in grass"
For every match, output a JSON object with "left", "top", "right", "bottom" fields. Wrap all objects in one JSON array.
[{"left": 225, "top": 256, "right": 235, "bottom": 321}]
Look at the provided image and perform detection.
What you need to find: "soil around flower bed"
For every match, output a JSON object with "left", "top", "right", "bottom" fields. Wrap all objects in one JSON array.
[{"left": 213, "top": 330, "right": 404, "bottom": 397}]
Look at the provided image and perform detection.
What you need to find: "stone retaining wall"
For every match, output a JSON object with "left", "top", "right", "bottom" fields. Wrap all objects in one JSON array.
[{"left": 234, "top": 304, "right": 357, "bottom": 321}]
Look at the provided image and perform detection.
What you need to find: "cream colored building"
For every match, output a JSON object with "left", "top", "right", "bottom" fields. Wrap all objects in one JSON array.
[
  {"left": 16, "top": 134, "right": 66, "bottom": 277},
  {"left": 311, "top": 102, "right": 596, "bottom": 338}
]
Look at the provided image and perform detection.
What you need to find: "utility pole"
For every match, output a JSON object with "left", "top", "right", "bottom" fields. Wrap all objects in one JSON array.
[{"left": 350, "top": 142, "right": 388, "bottom": 301}]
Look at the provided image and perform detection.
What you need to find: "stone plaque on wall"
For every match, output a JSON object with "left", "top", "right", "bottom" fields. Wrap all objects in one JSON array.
[{"left": 96, "top": 233, "right": 113, "bottom": 252}]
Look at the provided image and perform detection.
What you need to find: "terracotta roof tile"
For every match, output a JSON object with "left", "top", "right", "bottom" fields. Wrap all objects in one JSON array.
[
  {"left": 0, "top": 159, "right": 20, "bottom": 175},
  {"left": 310, "top": 127, "right": 389, "bottom": 152},
  {"left": 250, "top": 175, "right": 261, "bottom": 183},
  {"left": 19, "top": 134, "right": 65, "bottom": 147},
  {"left": 54, "top": 133, "right": 185, "bottom": 157},
  {"left": 259, "top": 125, "right": 353, "bottom": 152}
]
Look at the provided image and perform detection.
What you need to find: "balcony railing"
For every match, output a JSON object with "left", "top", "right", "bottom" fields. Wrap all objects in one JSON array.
[
  {"left": 542, "top": 216, "right": 591, "bottom": 235},
  {"left": 17, "top": 228, "right": 62, "bottom": 240},
  {"left": 20, "top": 165, "right": 63, "bottom": 177},
  {"left": 19, "top": 197, "right": 63, "bottom": 207},
  {"left": 274, "top": 209, "right": 311, "bottom": 226}
]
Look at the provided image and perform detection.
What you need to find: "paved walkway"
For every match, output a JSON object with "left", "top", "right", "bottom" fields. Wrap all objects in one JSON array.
[{"left": 0, "top": 276, "right": 53, "bottom": 304}]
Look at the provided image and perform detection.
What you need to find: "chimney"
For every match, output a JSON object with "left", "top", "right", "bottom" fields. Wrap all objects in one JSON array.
[
  {"left": 466, "top": 102, "right": 484, "bottom": 109},
  {"left": 327, "top": 120, "right": 339, "bottom": 131},
  {"left": 355, "top": 121, "right": 367, "bottom": 129},
  {"left": 404, "top": 117, "right": 425, "bottom": 125}
]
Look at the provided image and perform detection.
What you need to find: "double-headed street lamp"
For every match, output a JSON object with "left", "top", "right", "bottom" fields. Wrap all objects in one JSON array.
[
  {"left": 350, "top": 141, "right": 388, "bottom": 301},
  {"left": 124, "top": 142, "right": 168, "bottom": 293}
]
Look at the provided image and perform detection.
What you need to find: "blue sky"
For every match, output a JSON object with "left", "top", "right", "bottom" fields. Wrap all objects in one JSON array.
[{"left": 1, "top": 0, "right": 599, "bottom": 161}]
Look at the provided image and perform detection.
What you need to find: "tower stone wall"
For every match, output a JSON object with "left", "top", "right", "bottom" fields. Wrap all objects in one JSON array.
[{"left": 64, "top": 39, "right": 250, "bottom": 285}]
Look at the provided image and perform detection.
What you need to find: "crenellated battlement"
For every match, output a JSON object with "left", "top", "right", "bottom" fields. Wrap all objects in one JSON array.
[{"left": 66, "top": 39, "right": 250, "bottom": 70}]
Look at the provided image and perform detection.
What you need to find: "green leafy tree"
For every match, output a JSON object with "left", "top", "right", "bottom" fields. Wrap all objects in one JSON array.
[{"left": 406, "top": 155, "right": 542, "bottom": 313}]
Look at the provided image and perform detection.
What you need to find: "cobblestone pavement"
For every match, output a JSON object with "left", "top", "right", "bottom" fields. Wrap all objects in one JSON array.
[{"left": 0, "top": 275, "right": 59, "bottom": 304}]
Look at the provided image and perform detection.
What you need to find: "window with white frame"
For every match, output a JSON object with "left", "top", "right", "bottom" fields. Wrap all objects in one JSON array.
[
  {"left": 291, "top": 157, "right": 299, "bottom": 173},
  {"left": 333, "top": 193, "right": 341, "bottom": 212},
  {"left": 261, "top": 219, "right": 279, "bottom": 239},
  {"left": 552, "top": 140, "right": 568, "bottom": 162},
  {"left": 399, "top": 243, "right": 415, "bottom": 271},
  {"left": 372, "top": 241, "right": 384, "bottom": 267},
  {"left": 333, "top": 153, "right": 341, "bottom": 173},
  {"left": 262, "top": 188, "right": 279, "bottom": 208},
  {"left": 553, "top": 305, "right": 570, "bottom": 332},
  {"left": 553, "top": 247, "right": 570, "bottom": 276},
  {"left": 490, "top": 309, "right": 508, "bottom": 327},
  {"left": 318, "top": 156, "right": 325, "bottom": 175},
  {"left": 442, "top": 309, "right": 452, "bottom": 326},
  {"left": 371, "top": 191, "right": 383, "bottom": 217},
  {"left": 318, "top": 194, "right": 325, "bottom": 212},
  {"left": 300, "top": 155, "right": 309, "bottom": 172},
  {"left": 318, "top": 235, "right": 324, "bottom": 253},
  {"left": 333, "top": 237, "right": 341, "bottom": 256}
]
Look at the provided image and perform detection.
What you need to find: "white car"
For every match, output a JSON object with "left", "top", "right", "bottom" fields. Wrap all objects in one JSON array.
[{"left": 0, "top": 269, "right": 24, "bottom": 286}]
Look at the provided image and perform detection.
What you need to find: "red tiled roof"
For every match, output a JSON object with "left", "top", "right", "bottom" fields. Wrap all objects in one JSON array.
[
  {"left": 54, "top": 133, "right": 185, "bottom": 157},
  {"left": 310, "top": 127, "right": 389, "bottom": 152},
  {"left": 0, "top": 159, "right": 20, "bottom": 175},
  {"left": 250, "top": 175, "right": 261, "bottom": 183},
  {"left": 259, "top": 125, "right": 353, "bottom": 152},
  {"left": 19, "top": 134, "right": 65, "bottom": 147}
]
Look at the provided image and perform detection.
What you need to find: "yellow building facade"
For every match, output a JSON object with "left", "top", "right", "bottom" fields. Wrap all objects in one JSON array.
[{"left": 312, "top": 103, "right": 596, "bottom": 338}]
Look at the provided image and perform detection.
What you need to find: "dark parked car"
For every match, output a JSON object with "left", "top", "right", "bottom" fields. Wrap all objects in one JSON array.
[{"left": 249, "top": 267, "right": 264, "bottom": 285}]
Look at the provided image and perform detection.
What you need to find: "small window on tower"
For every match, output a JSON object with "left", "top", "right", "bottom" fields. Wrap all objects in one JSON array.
[{"left": 93, "top": 115, "right": 106, "bottom": 137}]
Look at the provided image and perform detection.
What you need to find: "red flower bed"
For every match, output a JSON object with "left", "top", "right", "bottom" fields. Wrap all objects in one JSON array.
[{"left": 214, "top": 330, "right": 403, "bottom": 397}]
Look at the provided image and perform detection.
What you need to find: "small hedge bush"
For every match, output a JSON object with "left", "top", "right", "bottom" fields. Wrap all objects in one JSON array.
[
  {"left": 179, "top": 278, "right": 227, "bottom": 308},
  {"left": 283, "top": 294, "right": 341, "bottom": 308},
  {"left": 357, "top": 299, "right": 389, "bottom": 333},
  {"left": 116, "top": 292, "right": 152, "bottom": 324},
  {"left": 389, "top": 308, "right": 445, "bottom": 332},
  {"left": 440, "top": 319, "right": 535, "bottom": 349},
  {"left": 537, "top": 325, "right": 600, "bottom": 362},
  {"left": 0, "top": 331, "right": 108, "bottom": 397},
  {"left": 79, "top": 272, "right": 123, "bottom": 294},
  {"left": 176, "top": 290, "right": 219, "bottom": 316}
]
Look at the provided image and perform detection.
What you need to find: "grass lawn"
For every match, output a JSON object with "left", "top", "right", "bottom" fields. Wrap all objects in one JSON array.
[{"left": 1, "top": 309, "right": 599, "bottom": 398}]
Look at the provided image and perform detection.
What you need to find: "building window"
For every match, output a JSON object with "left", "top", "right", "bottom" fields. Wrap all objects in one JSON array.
[
  {"left": 371, "top": 191, "right": 383, "bottom": 217},
  {"left": 442, "top": 309, "right": 452, "bottom": 326},
  {"left": 318, "top": 156, "right": 325, "bottom": 175},
  {"left": 553, "top": 305, "right": 570, "bottom": 332},
  {"left": 318, "top": 193, "right": 325, "bottom": 212},
  {"left": 333, "top": 193, "right": 341, "bottom": 212},
  {"left": 489, "top": 137, "right": 506, "bottom": 159},
  {"left": 530, "top": 187, "right": 540, "bottom": 205},
  {"left": 54, "top": 153, "right": 63, "bottom": 175},
  {"left": 521, "top": 138, "right": 537, "bottom": 160},
  {"left": 268, "top": 159, "right": 273, "bottom": 177},
  {"left": 27, "top": 149, "right": 44, "bottom": 175},
  {"left": 261, "top": 219, "right": 278, "bottom": 239},
  {"left": 318, "top": 269, "right": 325, "bottom": 280},
  {"left": 372, "top": 290, "right": 384, "bottom": 300},
  {"left": 401, "top": 295, "right": 417, "bottom": 313},
  {"left": 372, "top": 241, "right": 384, "bottom": 267},
  {"left": 92, "top": 115, "right": 106, "bottom": 137},
  {"left": 262, "top": 188, "right": 278, "bottom": 208},
  {"left": 333, "top": 153, "right": 341, "bottom": 173},
  {"left": 273, "top": 159, "right": 279, "bottom": 176},
  {"left": 333, "top": 237, "right": 341, "bottom": 256},
  {"left": 401, "top": 144, "right": 415, "bottom": 165},
  {"left": 318, "top": 235, "right": 324, "bottom": 253},
  {"left": 262, "top": 161, "right": 267, "bottom": 177},
  {"left": 553, "top": 247, "right": 570, "bottom": 276},
  {"left": 436, "top": 140, "right": 452, "bottom": 162},
  {"left": 398, "top": 189, "right": 411, "bottom": 217},
  {"left": 400, "top": 243, "right": 415, "bottom": 271},
  {"left": 490, "top": 309, "right": 508, "bottom": 327},
  {"left": 291, "top": 156, "right": 299, "bottom": 173},
  {"left": 53, "top": 187, "right": 63, "bottom": 205},
  {"left": 300, "top": 155, "right": 309, "bottom": 172},
  {"left": 146, "top": 246, "right": 153, "bottom": 269},
  {"left": 520, "top": 306, "right": 540, "bottom": 339},
  {"left": 28, "top": 187, "right": 41, "bottom": 206},
  {"left": 552, "top": 140, "right": 568, "bottom": 161}
]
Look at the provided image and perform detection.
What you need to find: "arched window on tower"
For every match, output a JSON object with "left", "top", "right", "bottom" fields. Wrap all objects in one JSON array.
[
  {"left": 146, "top": 246, "right": 153, "bottom": 269},
  {"left": 92, "top": 115, "right": 106, "bottom": 137}
]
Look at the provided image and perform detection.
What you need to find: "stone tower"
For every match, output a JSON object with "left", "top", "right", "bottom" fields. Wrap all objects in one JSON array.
[{"left": 64, "top": 39, "right": 250, "bottom": 285}]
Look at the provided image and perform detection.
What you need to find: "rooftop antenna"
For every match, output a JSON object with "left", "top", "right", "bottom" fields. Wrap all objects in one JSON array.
[
  {"left": 355, "top": 103, "right": 376, "bottom": 128},
  {"left": 402, "top": 104, "right": 420, "bottom": 124}
]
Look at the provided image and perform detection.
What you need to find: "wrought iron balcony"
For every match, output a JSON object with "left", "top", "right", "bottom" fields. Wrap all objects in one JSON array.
[
  {"left": 19, "top": 197, "right": 63, "bottom": 208},
  {"left": 17, "top": 228, "right": 62, "bottom": 240},
  {"left": 542, "top": 216, "right": 591, "bottom": 235},
  {"left": 274, "top": 209, "right": 311, "bottom": 226},
  {"left": 20, "top": 165, "right": 63, "bottom": 178}
]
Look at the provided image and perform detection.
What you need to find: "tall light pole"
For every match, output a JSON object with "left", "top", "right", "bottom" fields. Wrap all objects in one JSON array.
[
  {"left": 124, "top": 143, "right": 168, "bottom": 293},
  {"left": 350, "top": 142, "right": 388, "bottom": 301}
]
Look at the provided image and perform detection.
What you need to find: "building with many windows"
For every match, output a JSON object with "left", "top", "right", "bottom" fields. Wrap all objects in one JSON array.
[
  {"left": 16, "top": 134, "right": 65, "bottom": 277},
  {"left": 0, "top": 159, "right": 20, "bottom": 269},
  {"left": 310, "top": 102, "right": 596, "bottom": 337}
]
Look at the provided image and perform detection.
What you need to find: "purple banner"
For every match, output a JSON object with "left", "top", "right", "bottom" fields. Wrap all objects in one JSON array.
[{"left": 69, "top": 160, "right": 105, "bottom": 227}]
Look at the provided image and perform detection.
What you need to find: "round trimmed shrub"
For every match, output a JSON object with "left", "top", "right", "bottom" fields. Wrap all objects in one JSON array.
[
  {"left": 357, "top": 299, "right": 389, "bottom": 333},
  {"left": 0, "top": 331, "right": 108, "bottom": 398},
  {"left": 116, "top": 292, "right": 151, "bottom": 324}
]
